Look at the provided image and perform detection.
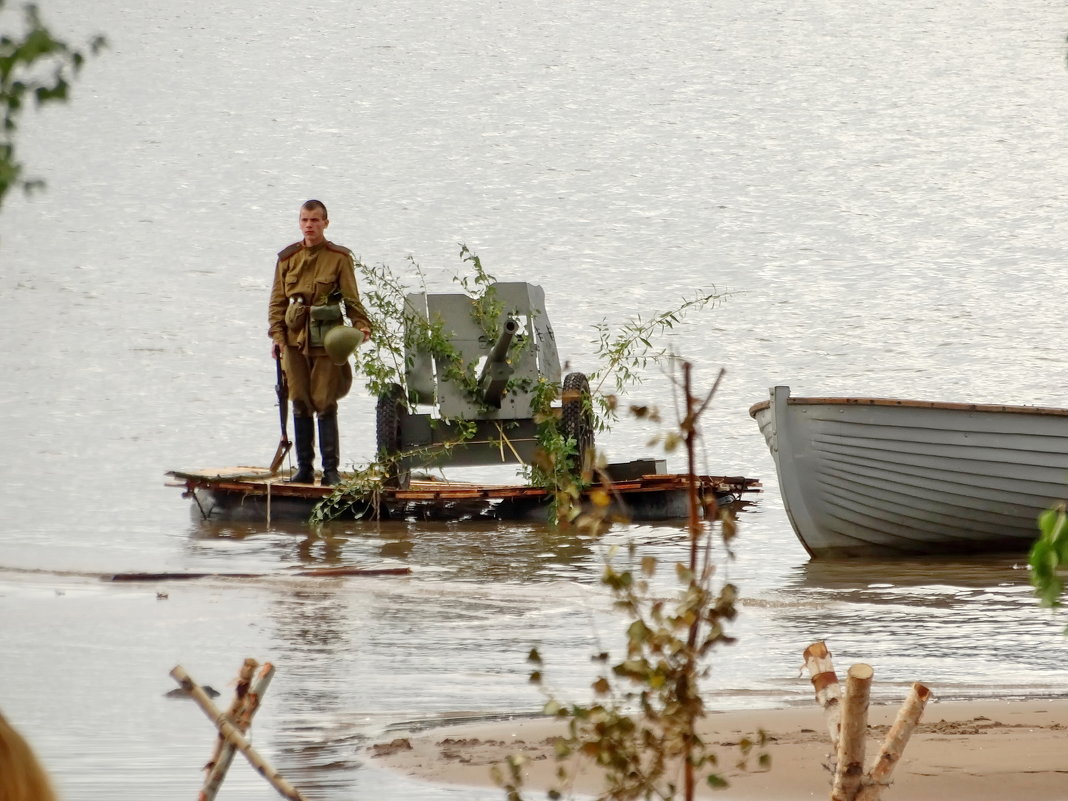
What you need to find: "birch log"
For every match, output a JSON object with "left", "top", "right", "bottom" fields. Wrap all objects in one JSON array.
[
  {"left": 855, "top": 682, "right": 931, "bottom": 801},
  {"left": 203, "top": 659, "right": 258, "bottom": 772},
  {"left": 803, "top": 641, "right": 842, "bottom": 749},
  {"left": 200, "top": 660, "right": 276, "bottom": 801},
  {"left": 170, "top": 666, "right": 307, "bottom": 801},
  {"left": 831, "top": 663, "right": 873, "bottom": 801},
  {"left": 236, "top": 662, "right": 275, "bottom": 730}
]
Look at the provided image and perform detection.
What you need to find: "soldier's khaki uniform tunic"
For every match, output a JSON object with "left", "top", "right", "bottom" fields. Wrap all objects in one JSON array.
[{"left": 267, "top": 240, "right": 373, "bottom": 417}]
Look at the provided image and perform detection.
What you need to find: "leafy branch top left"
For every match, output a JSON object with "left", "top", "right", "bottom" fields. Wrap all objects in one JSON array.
[{"left": 0, "top": 1, "right": 107, "bottom": 206}]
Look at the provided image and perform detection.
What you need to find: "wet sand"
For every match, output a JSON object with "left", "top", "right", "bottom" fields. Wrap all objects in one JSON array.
[{"left": 370, "top": 698, "right": 1068, "bottom": 800}]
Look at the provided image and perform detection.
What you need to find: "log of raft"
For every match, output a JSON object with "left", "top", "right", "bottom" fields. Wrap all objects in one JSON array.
[{"left": 108, "top": 566, "right": 410, "bottom": 581}]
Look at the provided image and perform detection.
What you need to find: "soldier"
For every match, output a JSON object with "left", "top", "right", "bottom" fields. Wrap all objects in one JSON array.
[{"left": 268, "top": 200, "right": 373, "bottom": 486}]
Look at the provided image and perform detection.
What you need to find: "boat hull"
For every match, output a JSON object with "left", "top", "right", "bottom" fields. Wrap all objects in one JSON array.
[{"left": 749, "top": 386, "right": 1068, "bottom": 558}]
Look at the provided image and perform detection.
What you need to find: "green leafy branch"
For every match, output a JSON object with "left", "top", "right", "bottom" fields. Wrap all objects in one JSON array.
[
  {"left": 589, "top": 291, "right": 728, "bottom": 427},
  {"left": 527, "top": 377, "right": 593, "bottom": 526},
  {"left": 0, "top": 1, "right": 107, "bottom": 206},
  {"left": 310, "top": 432, "right": 477, "bottom": 523},
  {"left": 351, "top": 256, "right": 427, "bottom": 403},
  {"left": 495, "top": 361, "right": 767, "bottom": 801},
  {"left": 456, "top": 243, "right": 504, "bottom": 342},
  {"left": 309, "top": 459, "right": 391, "bottom": 525},
  {"left": 1030, "top": 503, "right": 1068, "bottom": 613},
  {"left": 353, "top": 247, "right": 518, "bottom": 410}
]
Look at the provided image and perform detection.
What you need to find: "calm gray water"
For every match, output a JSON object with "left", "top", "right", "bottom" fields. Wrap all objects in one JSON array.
[{"left": 3, "top": 0, "right": 1068, "bottom": 798}]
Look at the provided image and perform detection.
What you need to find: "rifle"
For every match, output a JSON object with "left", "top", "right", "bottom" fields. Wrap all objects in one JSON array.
[{"left": 269, "top": 355, "right": 292, "bottom": 473}]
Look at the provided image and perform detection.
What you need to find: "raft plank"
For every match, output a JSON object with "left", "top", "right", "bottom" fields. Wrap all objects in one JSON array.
[{"left": 169, "top": 467, "right": 277, "bottom": 481}]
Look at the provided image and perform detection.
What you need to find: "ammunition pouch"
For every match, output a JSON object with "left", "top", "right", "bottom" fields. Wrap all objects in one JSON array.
[
  {"left": 310, "top": 303, "right": 343, "bottom": 322},
  {"left": 308, "top": 303, "right": 343, "bottom": 348}
]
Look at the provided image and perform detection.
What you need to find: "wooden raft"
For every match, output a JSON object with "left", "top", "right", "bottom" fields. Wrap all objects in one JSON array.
[{"left": 167, "top": 466, "right": 761, "bottom": 523}]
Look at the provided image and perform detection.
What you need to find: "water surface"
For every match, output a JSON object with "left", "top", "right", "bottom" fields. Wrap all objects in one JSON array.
[{"left": 2, "top": 0, "right": 1068, "bottom": 798}]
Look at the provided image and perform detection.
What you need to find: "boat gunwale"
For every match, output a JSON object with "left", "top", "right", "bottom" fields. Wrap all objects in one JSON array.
[{"left": 748, "top": 396, "right": 1068, "bottom": 419}]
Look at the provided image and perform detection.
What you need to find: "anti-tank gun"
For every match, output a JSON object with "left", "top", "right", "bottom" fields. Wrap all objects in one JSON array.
[{"left": 375, "top": 282, "right": 593, "bottom": 487}]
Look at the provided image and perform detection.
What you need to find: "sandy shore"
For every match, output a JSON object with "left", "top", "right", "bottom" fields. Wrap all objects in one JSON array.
[{"left": 369, "top": 698, "right": 1068, "bottom": 800}]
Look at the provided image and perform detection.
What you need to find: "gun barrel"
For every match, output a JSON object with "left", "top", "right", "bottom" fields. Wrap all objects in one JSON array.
[
  {"left": 486, "top": 318, "right": 519, "bottom": 363},
  {"left": 479, "top": 318, "right": 520, "bottom": 407}
]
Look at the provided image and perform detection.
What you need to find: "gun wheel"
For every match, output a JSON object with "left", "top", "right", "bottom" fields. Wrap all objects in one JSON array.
[
  {"left": 560, "top": 371, "right": 595, "bottom": 481},
  {"left": 376, "top": 383, "right": 410, "bottom": 489}
]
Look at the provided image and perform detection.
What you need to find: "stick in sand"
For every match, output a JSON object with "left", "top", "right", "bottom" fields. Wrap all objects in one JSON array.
[
  {"left": 802, "top": 640, "right": 843, "bottom": 749},
  {"left": 203, "top": 658, "right": 258, "bottom": 774},
  {"left": 200, "top": 659, "right": 276, "bottom": 801},
  {"left": 855, "top": 682, "right": 931, "bottom": 801},
  {"left": 831, "top": 662, "right": 873, "bottom": 801},
  {"left": 170, "top": 665, "right": 307, "bottom": 801}
]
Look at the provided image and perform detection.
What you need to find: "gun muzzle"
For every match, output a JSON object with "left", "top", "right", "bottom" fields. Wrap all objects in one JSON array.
[{"left": 478, "top": 318, "right": 520, "bottom": 407}]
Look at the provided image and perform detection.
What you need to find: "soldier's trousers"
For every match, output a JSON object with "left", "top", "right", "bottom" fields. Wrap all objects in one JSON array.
[{"left": 282, "top": 346, "right": 353, "bottom": 417}]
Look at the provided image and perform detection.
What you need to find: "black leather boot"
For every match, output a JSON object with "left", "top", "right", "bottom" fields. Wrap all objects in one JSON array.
[
  {"left": 287, "top": 415, "right": 316, "bottom": 483},
  {"left": 318, "top": 414, "right": 342, "bottom": 486}
]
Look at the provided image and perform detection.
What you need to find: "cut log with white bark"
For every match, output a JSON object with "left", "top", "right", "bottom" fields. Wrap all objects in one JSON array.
[
  {"left": 803, "top": 640, "right": 843, "bottom": 749},
  {"left": 200, "top": 659, "right": 276, "bottom": 801},
  {"left": 855, "top": 682, "right": 931, "bottom": 801},
  {"left": 171, "top": 665, "right": 307, "bottom": 801},
  {"left": 235, "top": 662, "right": 275, "bottom": 730},
  {"left": 203, "top": 659, "right": 258, "bottom": 771},
  {"left": 831, "top": 662, "right": 873, "bottom": 801}
]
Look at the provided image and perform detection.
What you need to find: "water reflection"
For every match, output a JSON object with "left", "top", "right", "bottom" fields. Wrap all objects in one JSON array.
[
  {"left": 188, "top": 516, "right": 604, "bottom": 584},
  {"left": 787, "top": 555, "right": 1031, "bottom": 593},
  {"left": 744, "top": 554, "right": 1068, "bottom": 702},
  {"left": 262, "top": 583, "right": 370, "bottom": 798}
]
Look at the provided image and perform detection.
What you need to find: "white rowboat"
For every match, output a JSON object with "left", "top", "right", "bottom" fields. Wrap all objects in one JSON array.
[{"left": 748, "top": 385, "right": 1068, "bottom": 558}]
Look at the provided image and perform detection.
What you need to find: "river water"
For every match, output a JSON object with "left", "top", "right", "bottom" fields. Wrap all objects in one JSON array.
[{"left": 2, "top": 0, "right": 1068, "bottom": 798}]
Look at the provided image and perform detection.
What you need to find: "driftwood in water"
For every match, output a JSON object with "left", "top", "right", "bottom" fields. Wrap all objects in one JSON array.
[
  {"left": 802, "top": 640, "right": 842, "bottom": 748},
  {"left": 802, "top": 643, "right": 930, "bottom": 801},
  {"left": 109, "top": 566, "right": 410, "bottom": 582},
  {"left": 170, "top": 665, "right": 307, "bottom": 801},
  {"left": 831, "top": 663, "right": 873, "bottom": 801},
  {"left": 200, "top": 659, "right": 276, "bottom": 801},
  {"left": 855, "top": 682, "right": 931, "bottom": 801}
]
